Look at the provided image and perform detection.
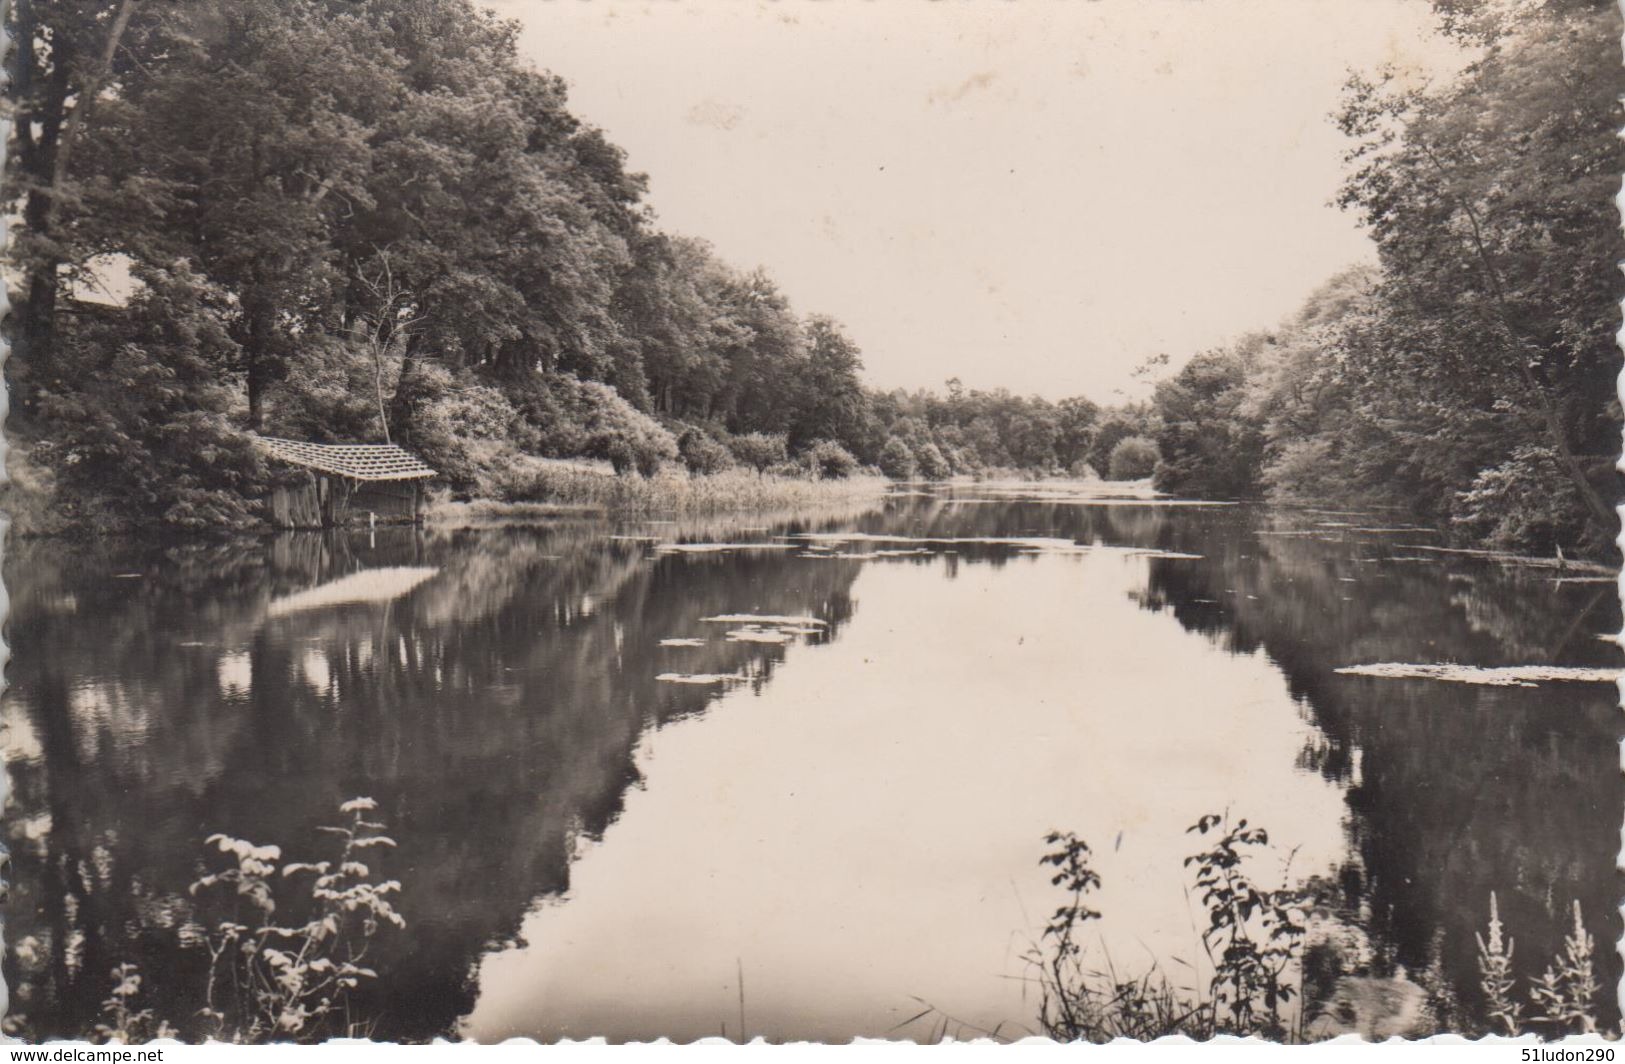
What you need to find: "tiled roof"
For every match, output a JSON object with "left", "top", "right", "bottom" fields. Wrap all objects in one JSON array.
[{"left": 255, "top": 436, "right": 437, "bottom": 481}]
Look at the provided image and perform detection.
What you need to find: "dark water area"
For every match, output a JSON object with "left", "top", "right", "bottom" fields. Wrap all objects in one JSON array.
[{"left": 3, "top": 486, "right": 1619, "bottom": 1041}]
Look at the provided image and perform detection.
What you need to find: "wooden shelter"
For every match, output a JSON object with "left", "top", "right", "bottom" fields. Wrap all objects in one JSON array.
[{"left": 255, "top": 435, "right": 436, "bottom": 529}]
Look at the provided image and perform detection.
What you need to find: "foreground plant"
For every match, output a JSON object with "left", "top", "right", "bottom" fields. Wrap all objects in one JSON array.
[
  {"left": 1479, "top": 895, "right": 1599, "bottom": 1038},
  {"left": 1184, "top": 813, "right": 1306, "bottom": 1038},
  {"left": 182, "top": 797, "right": 405, "bottom": 1041},
  {"left": 1476, "top": 892, "right": 1522, "bottom": 1036},
  {"left": 1030, "top": 823, "right": 1603, "bottom": 1043},
  {"left": 93, "top": 964, "right": 176, "bottom": 1043},
  {"left": 1028, "top": 814, "right": 1308, "bottom": 1042}
]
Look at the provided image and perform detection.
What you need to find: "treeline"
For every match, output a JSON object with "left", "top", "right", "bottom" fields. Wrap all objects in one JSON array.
[
  {"left": 10, "top": 0, "right": 1617, "bottom": 552},
  {"left": 7, "top": 0, "right": 1121, "bottom": 534},
  {"left": 1143, "top": 0, "right": 1620, "bottom": 558}
]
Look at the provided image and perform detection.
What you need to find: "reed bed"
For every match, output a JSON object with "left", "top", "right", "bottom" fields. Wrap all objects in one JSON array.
[{"left": 428, "top": 462, "right": 891, "bottom": 525}]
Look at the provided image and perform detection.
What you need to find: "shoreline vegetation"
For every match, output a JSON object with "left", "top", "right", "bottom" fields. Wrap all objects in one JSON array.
[
  {"left": 5, "top": 0, "right": 1619, "bottom": 1046},
  {"left": 901, "top": 816, "right": 1603, "bottom": 1045},
  {"left": 8, "top": 452, "right": 1618, "bottom": 588},
  {"left": 6, "top": 1, "right": 1617, "bottom": 561},
  {"left": 96, "top": 808, "right": 1604, "bottom": 1044},
  {"left": 425, "top": 466, "right": 893, "bottom": 526}
]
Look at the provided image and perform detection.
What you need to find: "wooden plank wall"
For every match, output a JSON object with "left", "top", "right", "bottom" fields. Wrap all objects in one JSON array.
[
  {"left": 271, "top": 474, "right": 324, "bottom": 529},
  {"left": 270, "top": 475, "right": 422, "bottom": 529},
  {"left": 352, "top": 482, "right": 418, "bottom": 519}
]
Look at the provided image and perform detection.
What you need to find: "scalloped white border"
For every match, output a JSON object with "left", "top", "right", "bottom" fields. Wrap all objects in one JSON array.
[
  {"left": 3, "top": 0, "right": 16, "bottom": 1038},
  {"left": 0, "top": 1, "right": 1618, "bottom": 1050},
  {"left": 1612, "top": 0, "right": 1625, "bottom": 1043}
]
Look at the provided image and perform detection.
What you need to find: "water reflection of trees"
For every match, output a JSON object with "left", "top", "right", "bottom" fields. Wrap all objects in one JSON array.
[
  {"left": 4, "top": 519, "right": 866, "bottom": 1040},
  {"left": 9, "top": 497, "right": 1615, "bottom": 1039},
  {"left": 1135, "top": 511, "right": 1622, "bottom": 1031}
]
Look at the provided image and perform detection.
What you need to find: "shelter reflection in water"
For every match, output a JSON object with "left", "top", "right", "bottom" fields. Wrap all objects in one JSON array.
[{"left": 3, "top": 488, "right": 1617, "bottom": 1040}]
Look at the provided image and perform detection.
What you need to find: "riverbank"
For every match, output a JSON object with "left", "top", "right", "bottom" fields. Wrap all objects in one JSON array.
[
  {"left": 428, "top": 466, "right": 892, "bottom": 525},
  {"left": 0, "top": 438, "right": 894, "bottom": 537}
]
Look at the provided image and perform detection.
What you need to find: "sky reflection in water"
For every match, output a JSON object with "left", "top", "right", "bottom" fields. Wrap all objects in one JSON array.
[{"left": 3, "top": 486, "right": 1618, "bottom": 1041}]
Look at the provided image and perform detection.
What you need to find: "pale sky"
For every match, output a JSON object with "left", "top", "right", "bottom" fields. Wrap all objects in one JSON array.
[{"left": 493, "top": 0, "right": 1466, "bottom": 403}]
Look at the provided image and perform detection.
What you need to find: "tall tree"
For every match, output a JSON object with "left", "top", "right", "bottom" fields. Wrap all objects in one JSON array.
[
  {"left": 791, "top": 315, "right": 869, "bottom": 449},
  {"left": 1336, "top": 6, "right": 1622, "bottom": 536},
  {"left": 9, "top": 0, "right": 148, "bottom": 389}
]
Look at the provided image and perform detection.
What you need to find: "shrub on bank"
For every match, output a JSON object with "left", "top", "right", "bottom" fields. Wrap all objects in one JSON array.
[
  {"left": 915, "top": 442, "right": 952, "bottom": 480},
  {"left": 28, "top": 263, "right": 266, "bottom": 533},
  {"left": 803, "top": 440, "right": 860, "bottom": 480},
  {"left": 1450, "top": 445, "right": 1599, "bottom": 557},
  {"left": 1107, "top": 435, "right": 1159, "bottom": 480},
  {"left": 878, "top": 437, "right": 918, "bottom": 480},
  {"left": 729, "top": 432, "right": 790, "bottom": 473},
  {"left": 678, "top": 429, "right": 736, "bottom": 475}
]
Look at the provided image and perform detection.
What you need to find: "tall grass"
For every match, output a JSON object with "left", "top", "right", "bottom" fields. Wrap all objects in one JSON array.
[{"left": 433, "top": 460, "right": 890, "bottom": 522}]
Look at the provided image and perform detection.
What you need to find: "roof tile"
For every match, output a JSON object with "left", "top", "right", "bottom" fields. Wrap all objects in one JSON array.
[{"left": 255, "top": 436, "right": 437, "bottom": 482}]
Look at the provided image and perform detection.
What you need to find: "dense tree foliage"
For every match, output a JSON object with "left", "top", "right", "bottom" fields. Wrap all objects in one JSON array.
[
  {"left": 1148, "top": 1, "right": 1620, "bottom": 557},
  {"left": 7, "top": 0, "right": 1612, "bottom": 549},
  {"left": 6, "top": 0, "right": 1115, "bottom": 530},
  {"left": 1151, "top": 342, "right": 1266, "bottom": 499},
  {"left": 1106, "top": 436, "right": 1160, "bottom": 481}
]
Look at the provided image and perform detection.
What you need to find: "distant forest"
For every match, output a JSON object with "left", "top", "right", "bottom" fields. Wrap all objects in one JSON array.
[{"left": 7, "top": 0, "right": 1619, "bottom": 556}]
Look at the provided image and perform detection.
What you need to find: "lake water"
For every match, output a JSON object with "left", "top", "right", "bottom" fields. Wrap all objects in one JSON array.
[{"left": 4, "top": 484, "right": 1619, "bottom": 1041}]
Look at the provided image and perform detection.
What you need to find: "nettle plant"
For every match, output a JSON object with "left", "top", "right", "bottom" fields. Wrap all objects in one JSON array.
[
  {"left": 1032, "top": 814, "right": 1309, "bottom": 1042},
  {"left": 182, "top": 798, "right": 406, "bottom": 1040}
]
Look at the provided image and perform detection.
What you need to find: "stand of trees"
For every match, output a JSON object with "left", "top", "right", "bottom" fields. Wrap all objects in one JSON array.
[
  {"left": 5, "top": 0, "right": 1113, "bottom": 534},
  {"left": 8, "top": 0, "right": 1614, "bottom": 553},
  {"left": 1147, "top": 0, "right": 1620, "bottom": 558}
]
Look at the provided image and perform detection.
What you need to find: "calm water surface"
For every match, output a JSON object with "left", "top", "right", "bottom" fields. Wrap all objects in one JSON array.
[{"left": 4, "top": 486, "right": 1619, "bottom": 1040}]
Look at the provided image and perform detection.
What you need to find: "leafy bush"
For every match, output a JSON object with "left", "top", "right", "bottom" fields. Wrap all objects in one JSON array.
[
  {"left": 915, "top": 441, "right": 952, "bottom": 480},
  {"left": 1067, "top": 458, "right": 1100, "bottom": 480},
  {"left": 1259, "top": 437, "right": 1336, "bottom": 503},
  {"left": 802, "top": 439, "right": 860, "bottom": 480},
  {"left": 93, "top": 964, "right": 176, "bottom": 1043},
  {"left": 1015, "top": 813, "right": 1601, "bottom": 1044},
  {"left": 265, "top": 336, "right": 394, "bottom": 444},
  {"left": 505, "top": 372, "right": 677, "bottom": 474},
  {"left": 729, "top": 432, "right": 790, "bottom": 473},
  {"left": 509, "top": 371, "right": 592, "bottom": 457},
  {"left": 1184, "top": 814, "right": 1306, "bottom": 1038},
  {"left": 943, "top": 445, "right": 981, "bottom": 476},
  {"left": 878, "top": 437, "right": 918, "bottom": 480},
  {"left": 1107, "top": 435, "right": 1160, "bottom": 480},
  {"left": 408, "top": 368, "right": 532, "bottom": 491},
  {"left": 1451, "top": 446, "right": 1597, "bottom": 556},
  {"left": 1030, "top": 813, "right": 1306, "bottom": 1042},
  {"left": 181, "top": 798, "right": 405, "bottom": 1041},
  {"left": 677, "top": 429, "right": 736, "bottom": 475},
  {"left": 572, "top": 379, "right": 678, "bottom": 475}
]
